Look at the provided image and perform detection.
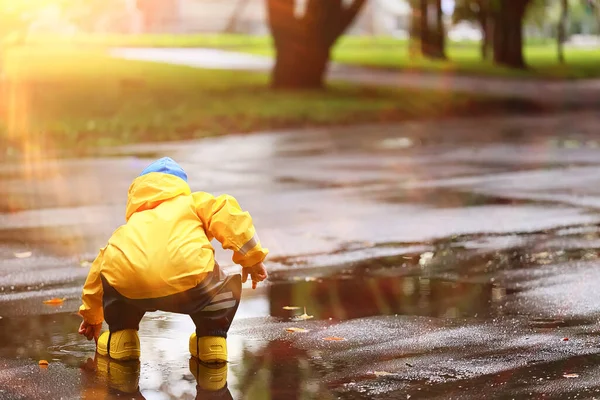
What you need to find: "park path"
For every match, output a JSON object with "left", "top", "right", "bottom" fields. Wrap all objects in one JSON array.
[{"left": 112, "top": 47, "right": 600, "bottom": 108}]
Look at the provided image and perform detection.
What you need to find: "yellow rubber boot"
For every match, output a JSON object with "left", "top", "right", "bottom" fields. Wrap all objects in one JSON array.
[
  {"left": 96, "top": 355, "right": 140, "bottom": 394},
  {"left": 189, "top": 333, "right": 227, "bottom": 363},
  {"left": 189, "top": 357, "right": 228, "bottom": 392},
  {"left": 97, "top": 330, "right": 140, "bottom": 361}
]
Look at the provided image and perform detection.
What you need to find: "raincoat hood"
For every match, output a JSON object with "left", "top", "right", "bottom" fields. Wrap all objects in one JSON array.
[
  {"left": 126, "top": 157, "right": 191, "bottom": 221},
  {"left": 140, "top": 157, "right": 188, "bottom": 182}
]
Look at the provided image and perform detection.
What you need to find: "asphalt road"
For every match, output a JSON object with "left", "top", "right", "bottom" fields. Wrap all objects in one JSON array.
[{"left": 2, "top": 112, "right": 600, "bottom": 399}]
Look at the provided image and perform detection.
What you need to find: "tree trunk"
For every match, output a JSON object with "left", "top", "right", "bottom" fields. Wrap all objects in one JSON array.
[
  {"left": 478, "top": 0, "right": 492, "bottom": 60},
  {"left": 224, "top": 0, "right": 250, "bottom": 33},
  {"left": 433, "top": 0, "right": 446, "bottom": 59},
  {"left": 420, "top": 0, "right": 446, "bottom": 59},
  {"left": 557, "top": 0, "right": 568, "bottom": 63},
  {"left": 267, "top": 0, "right": 367, "bottom": 90},
  {"left": 409, "top": 0, "right": 420, "bottom": 58},
  {"left": 272, "top": 41, "right": 331, "bottom": 89},
  {"left": 492, "top": 0, "right": 531, "bottom": 68},
  {"left": 420, "top": 0, "right": 429, "bottom": 56},
  {"left": 480, "top": 17, "right": 489, "bottom": 59}
]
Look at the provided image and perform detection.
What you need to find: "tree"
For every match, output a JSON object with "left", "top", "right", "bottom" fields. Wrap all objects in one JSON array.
[
  {"left": 266, "top": 0, "right": 367, "bottom": 89},
  {"left": 408, "top": 0, "right": 422, "bottom": 58},
  {"left": 453, "top": 0, "right": 494, "bottom": 59},
  {"left": 491, "top": 0, "right": 534, "bottom": 68},
  {"left": 408, "top": 0, "right": 446, "bottom": 59},
  {"left": 420, "top": 0, "right": 446, "bottom": 59},
  {"left": 224, "top": 0, "right": 251, "bottom": 33},
  {"left": 558, "top": 0, "right": 569, "bottom": 63}
]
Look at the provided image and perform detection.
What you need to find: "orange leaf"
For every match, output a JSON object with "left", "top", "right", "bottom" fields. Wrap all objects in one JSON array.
[
  {"left": 43, "top": 298, "right": 66, "bottom": 305},
  {"left": 38, "top": 360, "right": 49, "bottom": 366},
  {"left": 323, "top": 337, "right": 346, "bottom": 341}
]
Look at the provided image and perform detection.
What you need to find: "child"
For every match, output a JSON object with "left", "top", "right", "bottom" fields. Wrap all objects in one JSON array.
[{"left": 78, "top": 157, "right": 268, "bottom": 363}]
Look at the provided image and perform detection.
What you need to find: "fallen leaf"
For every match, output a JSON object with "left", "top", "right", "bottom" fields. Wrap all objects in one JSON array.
[
  {"left": 43, "top": 298, "right": 66, "bottom": 305},
  {"left": 372, "top": 371, "right": 395, "bottom": 377},
  {"left": 38, "top": 360, "right": 49, "bottom": 366},
  {"left": 282, "top": 306, "right": 301, "bottom": 310},
  {"left": 80, "top": 261, "right": 92, "bottom": 267},
  {"left": 286, "top": 327, "right": 309, "bottom": 333},
  {"left": 563, "top": 373, "right": 579, "bottom": 378},
  {"left": 293, "top": 307, "right": 313, "bottom": 321},
  {"left": 14, "top": 252, "right": 32, "bottom": 259},
  {"left": 323, "top": 337, "right": 346, "bottom": 341}
]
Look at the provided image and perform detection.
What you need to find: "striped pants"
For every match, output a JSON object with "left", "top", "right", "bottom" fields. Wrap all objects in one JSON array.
[{"left": 101, "top": 263, "right": 241, "bottom": 338}]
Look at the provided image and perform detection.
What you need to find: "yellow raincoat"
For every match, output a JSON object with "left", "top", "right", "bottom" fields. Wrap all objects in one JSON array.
[{"left": 79, "top": 161, "right": 268, "bottom": 325}]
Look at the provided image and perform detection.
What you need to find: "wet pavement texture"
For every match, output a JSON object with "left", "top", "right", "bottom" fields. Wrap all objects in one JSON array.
[{"left": 2, "top": 112, "right": 600, "bottom": 399}]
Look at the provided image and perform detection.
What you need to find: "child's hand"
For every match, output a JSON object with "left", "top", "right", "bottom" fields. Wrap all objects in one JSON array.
[
  {"left": 242, "top": 262, "right": 268, "bottom": 289},
  {"left": 78, "top": 320, "right": 102, "bottom": 343}
]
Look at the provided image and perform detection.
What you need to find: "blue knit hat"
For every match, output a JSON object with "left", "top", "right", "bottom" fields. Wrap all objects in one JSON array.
[{"left": 140, "top": 157, "right": 188, "bottom": 182}]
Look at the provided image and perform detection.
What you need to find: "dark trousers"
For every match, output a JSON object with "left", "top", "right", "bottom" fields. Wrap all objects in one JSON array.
[{"left": 101, "top": 263, "right": 241, "bottom": 338}]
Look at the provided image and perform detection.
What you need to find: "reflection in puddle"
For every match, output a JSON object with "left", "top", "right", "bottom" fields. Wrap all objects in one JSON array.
[
  {"left": 80, "top": 355, "right": 234, "bottom": 400},
  {"left": 269, "top": 275, "right": 501, "bottom": 321},
  {"left": 0, "top": 306, "right": 333, "bottom": 399}
]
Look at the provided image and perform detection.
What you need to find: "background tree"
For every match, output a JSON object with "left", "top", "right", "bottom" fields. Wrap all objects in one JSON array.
[
  {"left": 491, "top": 0, "right": 533, "bottom": 68},
  {"left": 452, "top": 0, "right": 493, "bottom": 59},
  {"left": 453, "top": 0, "right": 563, "bottom": 67},
  {"left": 266, "top": 0, "right": 367, "bottom": 89},
  {"left": 420, "top": 0, "right": 446, "bottom": 59},
  {"left": 408, "top": 0, "right": 421, "bottom": 58},
  {"left": 558, "top": 0, "right": 569, "bottom": 63},
  {"left": 224, "top": 0, "right": 251, "bottom": 33}
]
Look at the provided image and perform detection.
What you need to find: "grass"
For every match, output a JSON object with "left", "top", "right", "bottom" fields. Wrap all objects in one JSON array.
[
  {"left": 0, "top": 47, "right": 537, "bottom": 157},
  {"left": 22, "top": 33, "right": 600, "bottom": 80},
  {"left": 331, "top": 37, "right": 600, "bottom": 80}
]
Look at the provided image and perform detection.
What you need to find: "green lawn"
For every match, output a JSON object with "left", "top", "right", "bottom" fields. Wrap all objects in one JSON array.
[
  {"left": 331, "top": 37, "right": 600, "bottom": 80},
  {"left": 0, "top": 47, "right": 532, "bottom": 157},
  {"left": 22, "top": 33, "right": 600, "bottom": 80}
]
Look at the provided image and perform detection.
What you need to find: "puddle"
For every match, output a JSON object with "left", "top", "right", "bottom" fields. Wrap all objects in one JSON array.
[
  {"left": 0, "top": 310, "right": 332, "bottom": 399},
  {"left": 268, "top": 275, "right": 500, "bottom": 321}
]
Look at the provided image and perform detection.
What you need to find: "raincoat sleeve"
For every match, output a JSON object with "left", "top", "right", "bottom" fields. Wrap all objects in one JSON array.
[
  {"left": 78, "top": 247, "right": 106, "bottom": 325},
  {"left": 193, "top": 192, "right": 269, "bottom": 268}
]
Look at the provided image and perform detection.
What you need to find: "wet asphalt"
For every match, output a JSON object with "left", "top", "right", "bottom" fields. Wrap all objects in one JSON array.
[{"left": 2, "top": 112, "right": 600, "bottom": 399}]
